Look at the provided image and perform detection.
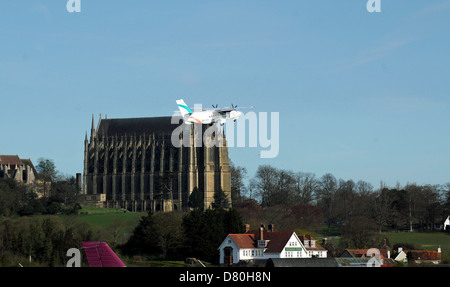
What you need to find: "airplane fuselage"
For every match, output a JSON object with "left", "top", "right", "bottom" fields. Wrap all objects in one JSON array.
[
  {"left": 176, "top": 99, "right": 249, "bottom": 125},
  {"left": 186, "top": 110, "right": 242, "bottom": 125}
]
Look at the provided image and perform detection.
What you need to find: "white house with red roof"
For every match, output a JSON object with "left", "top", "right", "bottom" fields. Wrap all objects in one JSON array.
[{"left": 218, "top": 225, "right": 327, "bottom": 265}]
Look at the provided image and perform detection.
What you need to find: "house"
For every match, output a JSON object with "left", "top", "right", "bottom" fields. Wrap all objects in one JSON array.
[
  {"left": 341, "top": 249, "right": 396, "bottom": 267},
  {"left": 393, "top": 247, "right": 408, "bottom": 263},
  {"left": 266, "top": 257, "right": 397, "bottom": 267},
  {"left": 410, "top": 249, "right": 441, "bottom": 265},
  {"left": 341, "top": 248, "right": 391, "bottom": 259},
  {"left": 394, "top": 246, "right": 442, "bottom": 265},
  {"left": 266, "top": 258, "right": 338, "bottom": 267},
  {"left": 298, "top": 234, "right": 328, "bottom": 258},
  {"left": 218, "top": 224, "right": 327, "bottom": 265},
  {"left": 0, "top": 155, "right": 36, "bottom": 185},
  {"left": 443, "top": 216, "right": 450, "bottom": 231},
  {"left": 335, "top": 257, "right": 372, "bottom": 267}
]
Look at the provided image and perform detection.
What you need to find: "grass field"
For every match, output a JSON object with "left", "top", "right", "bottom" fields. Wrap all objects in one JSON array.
[
  {"left": 384, "top": 231, "right": 450, "bottom": 252},
  {"left": 76, "top": 207, "right": 146, "bottom": 227},
  {"left": 75, "top": 210, "right": 450, "bottom": 252},
  {"left": 71, "top": 209, "right": 450, "bottom": 266}
]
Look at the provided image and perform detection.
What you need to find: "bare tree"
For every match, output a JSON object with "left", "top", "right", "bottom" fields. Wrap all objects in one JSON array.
[
  {"left": 293, "top": 172, "right": 319, "bottom": 205},
  {"left": 230, "top": 161, "right": 247, "bottom": 205},
  {"left": 316, "top": 173, "right": 338, "bottom": 231},
  {"left": 36, "top": 158, "right": 59, "bottom": 197},
  {"left": 274, "top": 169, "right": 295, "bottom": 208},
  {"left": 355, "top": 180, "right": 374, "bottom": 196},
  {"left": 335, "top": 179, "right": 357, "bottom": 223},
  {"left": 253, "top": 165, "right": 279, "bottom": 207},
  {"left": 372, "top": 188, "right": 395, "bottom": 233}
]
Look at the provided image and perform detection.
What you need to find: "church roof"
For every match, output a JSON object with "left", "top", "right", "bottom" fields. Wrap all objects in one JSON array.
[
  {"left": 0, "top": 155, "right": 23, "bottom": 166},
  {"left": 97, "top": 116, "right": 183, "bottom": 137}
]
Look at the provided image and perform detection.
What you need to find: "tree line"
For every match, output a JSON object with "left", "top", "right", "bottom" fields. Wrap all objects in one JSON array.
[
  {"left": 0, "top": 158, "right": 81, "bottom": 217},
  {"left": 1, "top": 158, "right": 449, "bottom": 264},
  {"left": 231, "top": 164, "right": 450, "bottom": 233},
  {"left": 0, "top": 215, "right": 99, "bottom": 266},
  {"left": 119, "top": 208, "right": 243, "bottom": 264}
]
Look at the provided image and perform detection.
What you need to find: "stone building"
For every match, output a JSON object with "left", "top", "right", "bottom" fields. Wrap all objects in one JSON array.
[
  {"left": 83, "top": 115, "right": 231, "bottom": 211},
  {"left": 0, "top": 155, "right": 36, "bottom": 184}
]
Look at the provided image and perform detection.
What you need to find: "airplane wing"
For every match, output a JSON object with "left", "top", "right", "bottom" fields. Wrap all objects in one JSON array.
[
  {"left": 82, "top": 241, "right": 127, "bottom": 267},
  {"left": 204, "top": 106, "right": 255, "bottom": 113}
]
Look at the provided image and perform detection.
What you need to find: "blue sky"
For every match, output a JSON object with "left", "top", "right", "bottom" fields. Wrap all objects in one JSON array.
[{"left": 1, "top": 1, "right": 449, "bottom": 189}]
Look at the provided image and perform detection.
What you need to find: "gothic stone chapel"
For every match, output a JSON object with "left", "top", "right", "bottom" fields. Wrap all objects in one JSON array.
[{"left": 83, "top": 115, "right": 231, "bottom": 212}]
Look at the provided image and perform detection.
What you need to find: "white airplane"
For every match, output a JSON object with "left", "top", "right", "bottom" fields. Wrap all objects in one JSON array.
[{"left": 176, "top": 99, "right": 253, "bottom": 125}]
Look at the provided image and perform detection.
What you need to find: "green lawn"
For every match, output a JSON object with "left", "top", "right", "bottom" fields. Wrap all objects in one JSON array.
[
  {"left": 76, "top": 210, "right": 146, "bottom": 227},
  {"left": 314, "top": 224, "right": 450, "bottom": 257},
  {"left": 383, "top": 231, "right": 450, "bottom": 252},
  {"left": 73, "top": 206, "right": 146, "bottom": 227}
]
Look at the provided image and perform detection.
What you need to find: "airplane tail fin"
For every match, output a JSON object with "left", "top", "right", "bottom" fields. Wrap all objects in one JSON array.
[{"left": 176, "top": 99, "right": 193, "bottom": 118}]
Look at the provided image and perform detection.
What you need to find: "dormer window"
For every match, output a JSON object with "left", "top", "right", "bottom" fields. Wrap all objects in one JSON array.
[
  {"left": 258, "top": 240, "right": 269, "bottom": 247},
  {"left": 304, "top": 240, "right": 309, "bottom": 248},
  {"left": 311, "top": 240, "right": 315, "bottom": 248}
]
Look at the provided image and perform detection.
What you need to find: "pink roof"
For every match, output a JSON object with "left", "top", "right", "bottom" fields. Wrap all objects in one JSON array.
[{"left": 82, "top": 242, "right": 126, "bottom": 267}]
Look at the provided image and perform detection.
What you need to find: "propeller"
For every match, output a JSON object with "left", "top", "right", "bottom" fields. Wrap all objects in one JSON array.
[
  {"left": 231, "top": 103, "right": 237, "bottom": 109},
  {"left": 212, "top": 104, "right": 218, "bottom": 108}
]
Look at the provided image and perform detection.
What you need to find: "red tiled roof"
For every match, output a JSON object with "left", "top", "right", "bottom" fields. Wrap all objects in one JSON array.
[
  {"left": 262, "top": 232, "right": 295, "bottom": 253},
  {"left": 344, "top": 249, "right": 390, "bottom": 259},
  {"left": 228, "top": 234, "right": 256, "bottom": 249},
  {"left": 408, "top": 250, "right": 441, "bottom": 261},
  {"left": 230, "top": 231, "right": 295, "bottom": 253},
  {"left": 297, "top": 234, "right": 327, "bottom": 251},
  {"left": 0, "top": 155, "right": 23, "bottom": 166}
]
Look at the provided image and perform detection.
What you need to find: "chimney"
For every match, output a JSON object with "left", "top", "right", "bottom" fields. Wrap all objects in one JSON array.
[
  {"left": 76, "top": 173, "right": 82, "bottom": 192},
  {"left": 387, "top": 250, "right": 391, "bottom": 258},
  {"left": 245, "top": 224, "right": 250, "bottom": 233},
  {"left": 259, "top": 226, "right": 264, "bottom": 240},
  {"left": 268, "top": 224, "right": 274, "bottom": 232},
  {"left": 438, "top": 245, "right": 441, "bottom": 253},
  {"left": 322, "top": 237, "right": 327, "bottom": 245}
]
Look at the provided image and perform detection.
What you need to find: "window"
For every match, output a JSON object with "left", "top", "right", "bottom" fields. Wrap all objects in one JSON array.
[
  {"left": 304, "top": 240, "right": 309, "bottom": 248},
  {"left": 311, "top": 240, "right": 315, "bottom": 248}
]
